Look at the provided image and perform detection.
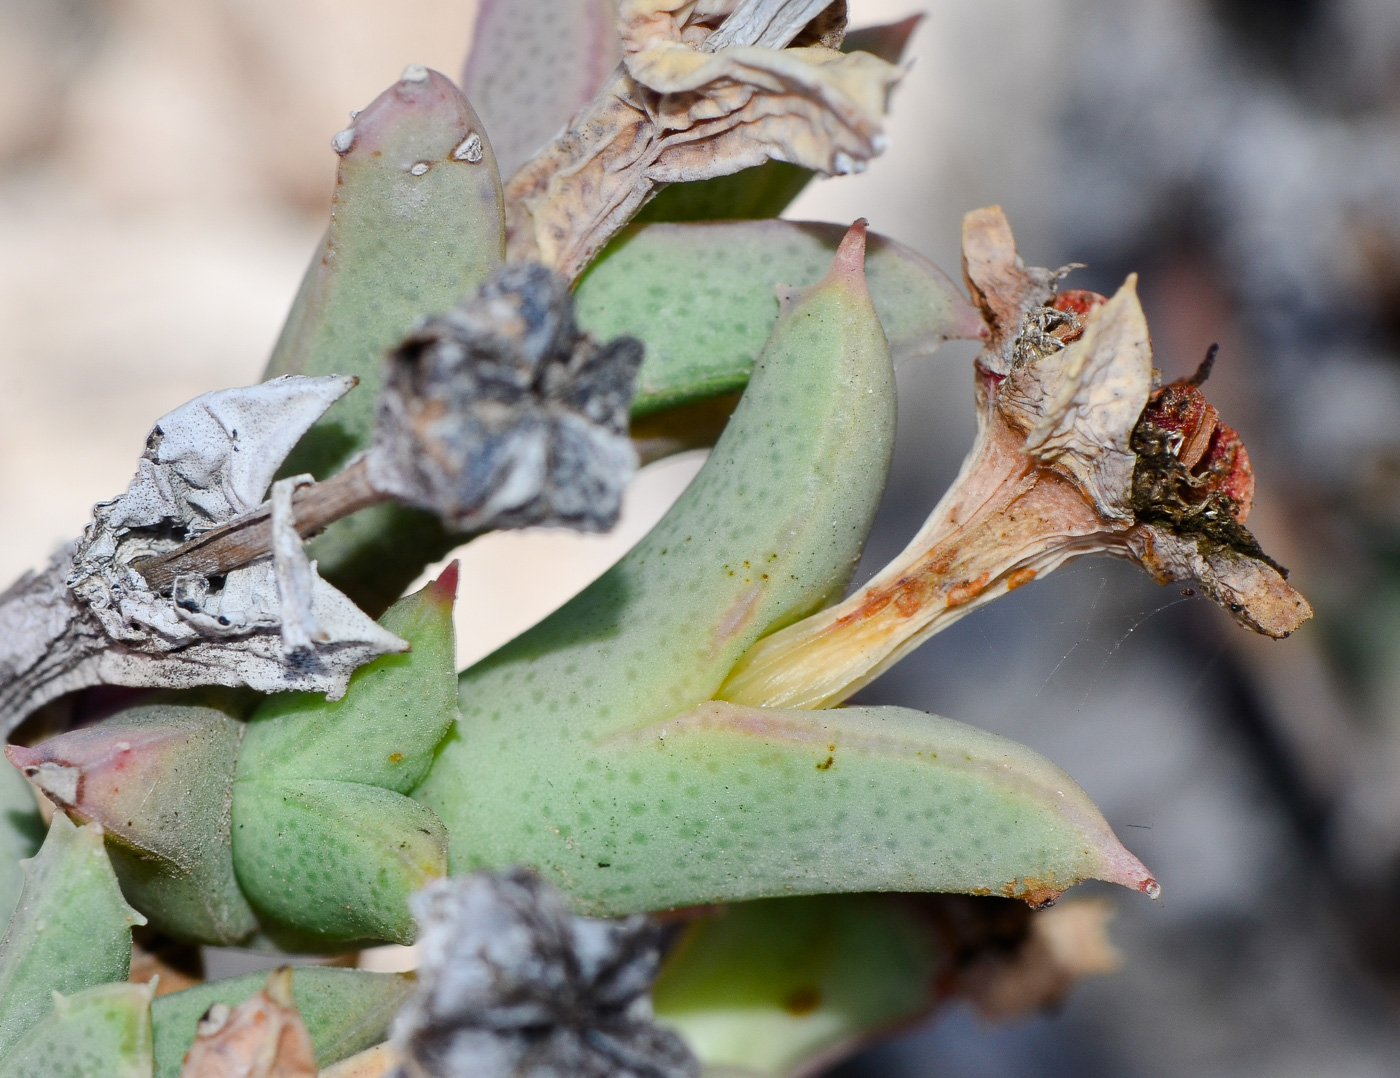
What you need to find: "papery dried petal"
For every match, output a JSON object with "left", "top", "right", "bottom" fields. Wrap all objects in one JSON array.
[
  {"left": 719, "top": 205, "right": 1311, "bottom": 709},
  {"left": 504, "top": 2, "right": 900, "bottom": 278},
  {"left": 1002, "top": 276, "right": 1153, "bottom": 523}
]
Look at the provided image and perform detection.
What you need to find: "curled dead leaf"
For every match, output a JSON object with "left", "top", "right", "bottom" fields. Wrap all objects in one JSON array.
[{"left": 505, "top": 0, "right": 901, "bottom": 278}]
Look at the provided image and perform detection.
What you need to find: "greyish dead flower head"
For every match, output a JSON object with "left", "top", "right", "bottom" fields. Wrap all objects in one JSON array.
[
  {"left": 369, "top": 263, "right": 644, "bottom": 534},
  {"left": 390, "top": 869, "right": 696, "bottom": 1078}
]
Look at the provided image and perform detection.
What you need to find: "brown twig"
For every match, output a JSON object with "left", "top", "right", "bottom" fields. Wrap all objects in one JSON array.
[{"left": 133, "top": 457, "right": 387, "bottom": 592}]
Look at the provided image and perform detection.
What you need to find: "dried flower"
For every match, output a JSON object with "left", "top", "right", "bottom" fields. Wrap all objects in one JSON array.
[
  {"left": 718, "top": 205, "right": 1312, "bottom": 709},
  {"left": 390, "top": 869, "right": 696, "bottom": 1078},
  {"left": 368, "top": 263, "right": 643, "bottom": 533},
  {"left": 0, "top": 377, "right": 407, "bottom": 734},
  {"left": 504, "top": 0, "right": 901, "bottom": 278}
]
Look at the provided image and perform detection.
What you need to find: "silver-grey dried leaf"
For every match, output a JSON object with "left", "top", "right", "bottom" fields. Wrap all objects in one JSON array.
[
  {"left": 0, "top": 376, "right": 406, "bottom": 734},
  {"left": 391, "top": 868, "right": 696, "bottom": 1078},
  {"left": 368, "top": 263, "right": 643, "bottom": 534}
]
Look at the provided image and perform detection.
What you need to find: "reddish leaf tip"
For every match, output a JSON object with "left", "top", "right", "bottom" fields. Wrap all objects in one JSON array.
[
  {"left": 834, "top": 218, "right": 869, "bottom": 272},
  {"left": 427, "top": 560, "right": 460, "bottom": 605},
  {"left": 4, "top": 743, "right": 38, "bottom": 771}
]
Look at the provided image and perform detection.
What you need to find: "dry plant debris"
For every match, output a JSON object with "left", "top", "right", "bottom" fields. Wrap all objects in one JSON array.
[
  {"left": 0, "top": 376, "right": 406, "bottom": 733},
  {"left": 369, "top": 263, "right": 643, "bottom": 534},
  {"left": 177, "top": 967, "right": 317, "bottom": 1078},
  {"left": 719, "top": 205, "right": 1311, "bottom": 709},
  {"left": 391, "top": 869, "right": 697, "bottom": 1078},
  {"left": 504, "top": 0, "right": 901, "bottom": 278},
  {"left": 0, "top": 264, "right": 643, "bottom": 735}
]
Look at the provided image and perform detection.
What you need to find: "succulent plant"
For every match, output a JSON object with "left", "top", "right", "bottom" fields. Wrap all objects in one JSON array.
[{"left": 0, "top": 3, "right": 1313, "bottom": 1076}]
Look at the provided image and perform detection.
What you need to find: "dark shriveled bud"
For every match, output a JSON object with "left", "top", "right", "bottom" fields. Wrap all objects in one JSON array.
[
  {"left": 390, "top": 869, "right": 696, "bottom": 1078},
  {"left": 368, "top": 264, "right": 644, "bottom": 534}
]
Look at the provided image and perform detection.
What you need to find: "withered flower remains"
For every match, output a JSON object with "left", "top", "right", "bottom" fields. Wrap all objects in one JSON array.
[
  {"left": 505, "top": 0, "right": 902, "bottom": 278},
  {"left": 719, "top": 205, "right": 1311, "bottom": 710},
  {"left": 391, "top": 869, "right": 696, "bottom": 1078}
]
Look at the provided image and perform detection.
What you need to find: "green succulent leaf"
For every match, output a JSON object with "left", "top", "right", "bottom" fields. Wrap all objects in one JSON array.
[
  {"left": 237, "top": 568, "right": 457, "bottom": 793},
  {"left": 431, "top": 698, "right": 1155, "bottom": 915},
  {"left": 576, "top": 220, "right": 985, "bottom": 419},
  {"left": 462, "top": 0, "right": 621, "bottom": 179},
  {"left": 418, "top": 225, "right": 898, "bottom": 902},
  {"left": 653, "top": 893, "right": 939, "bottom": 1078},
  {"left": 8, "top": 692, "right": 257, "bottom": 946},
  {"left": 0, "top": 815, "right": 145, "bottom": 1054},
  {"left": 231, "top": 779, "right": 447, "bottom": 945},
  {"left": 263, "top": 66, "right": 506, "bottom": 612},
  {"left": 150, "top": 968, "right": 413, "bottom": 1078},
  {"left": 231, "top": 573, "right": 457, "bottom": 945},
  {"left": 0, "top": 762, "right": 41, "bottom": 923},
  {"left": 0, "top": 982, "right": 154, "bottom": 1078}
]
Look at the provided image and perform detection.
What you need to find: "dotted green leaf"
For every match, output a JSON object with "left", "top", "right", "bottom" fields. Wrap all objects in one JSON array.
[
  {"left": 0, "top": 982, "right": 153, "bottom": 1078},
  {"left": 0, "top": 815, "right": 144, "bottom": 1055}
]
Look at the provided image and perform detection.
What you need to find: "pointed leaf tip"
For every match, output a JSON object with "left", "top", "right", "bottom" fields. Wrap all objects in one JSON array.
[
  {"left": 833, "top": 218, "right": 869, "bottom": 276},
  {"left": 426, "top": 560, "right": 460, "bottom": 605}
]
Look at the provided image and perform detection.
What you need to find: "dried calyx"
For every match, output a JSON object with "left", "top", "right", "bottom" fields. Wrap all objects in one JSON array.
[
  {"left": 369, "top": 263, "right": 643, "bottom": 534},
  {"left": 505, "top": 0, "right": 901, "bottom": 278},
  {"left": 0, "top": 264, "right": 642, "bottom": 734},
  {"left": 391, "top": 869, "right": 696, "bottom": 1078},
  {"left": 718, "top": 205, "right": 1311, "bottom": 710}
]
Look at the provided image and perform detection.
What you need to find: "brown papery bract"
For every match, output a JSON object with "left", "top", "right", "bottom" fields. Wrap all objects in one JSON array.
[{"left": 503, "top": 0, "right": 901, "bottom": 279}]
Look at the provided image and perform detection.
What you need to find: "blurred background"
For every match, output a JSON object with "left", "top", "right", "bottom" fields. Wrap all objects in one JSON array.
[{"left": 4, "top": 0, "right": 1400, "bottom": 1074}]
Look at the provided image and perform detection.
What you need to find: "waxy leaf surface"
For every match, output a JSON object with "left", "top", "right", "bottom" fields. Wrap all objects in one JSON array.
[
  {"left": 653, "top": 894, "right": 939, "bottom": 1077},
  {"left": 462, "top": 0, "right": 620, "bottom": 179},
  {"left": 0, "top": 763, "right": 41, "bottom": 923},
  {"left": 263, "top": 67, "right": 505, "bottom": 612},
  {"left": 8, "top": 693, "right": 256, "bottom": 946},
  {"left": 419, "top": 226, "right": 898, "bottom": 906},
  {"left": 0, "top": 815, "right": 144, "bottom": 1054},
  {"left": 237, "top": 569, "right": 457, "bottom": 794},
  {"left": 0, "top": 982, "right": 153, "bottom": 1078},
  {"left": 434, "top": 700, "right": 1155, "bottom": 915},
  {"left": 575, "top": 220, "right": 984, "bottom": 418},
  {"left": 232, "top": 574, "right": 457, "bottom": 944}
]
